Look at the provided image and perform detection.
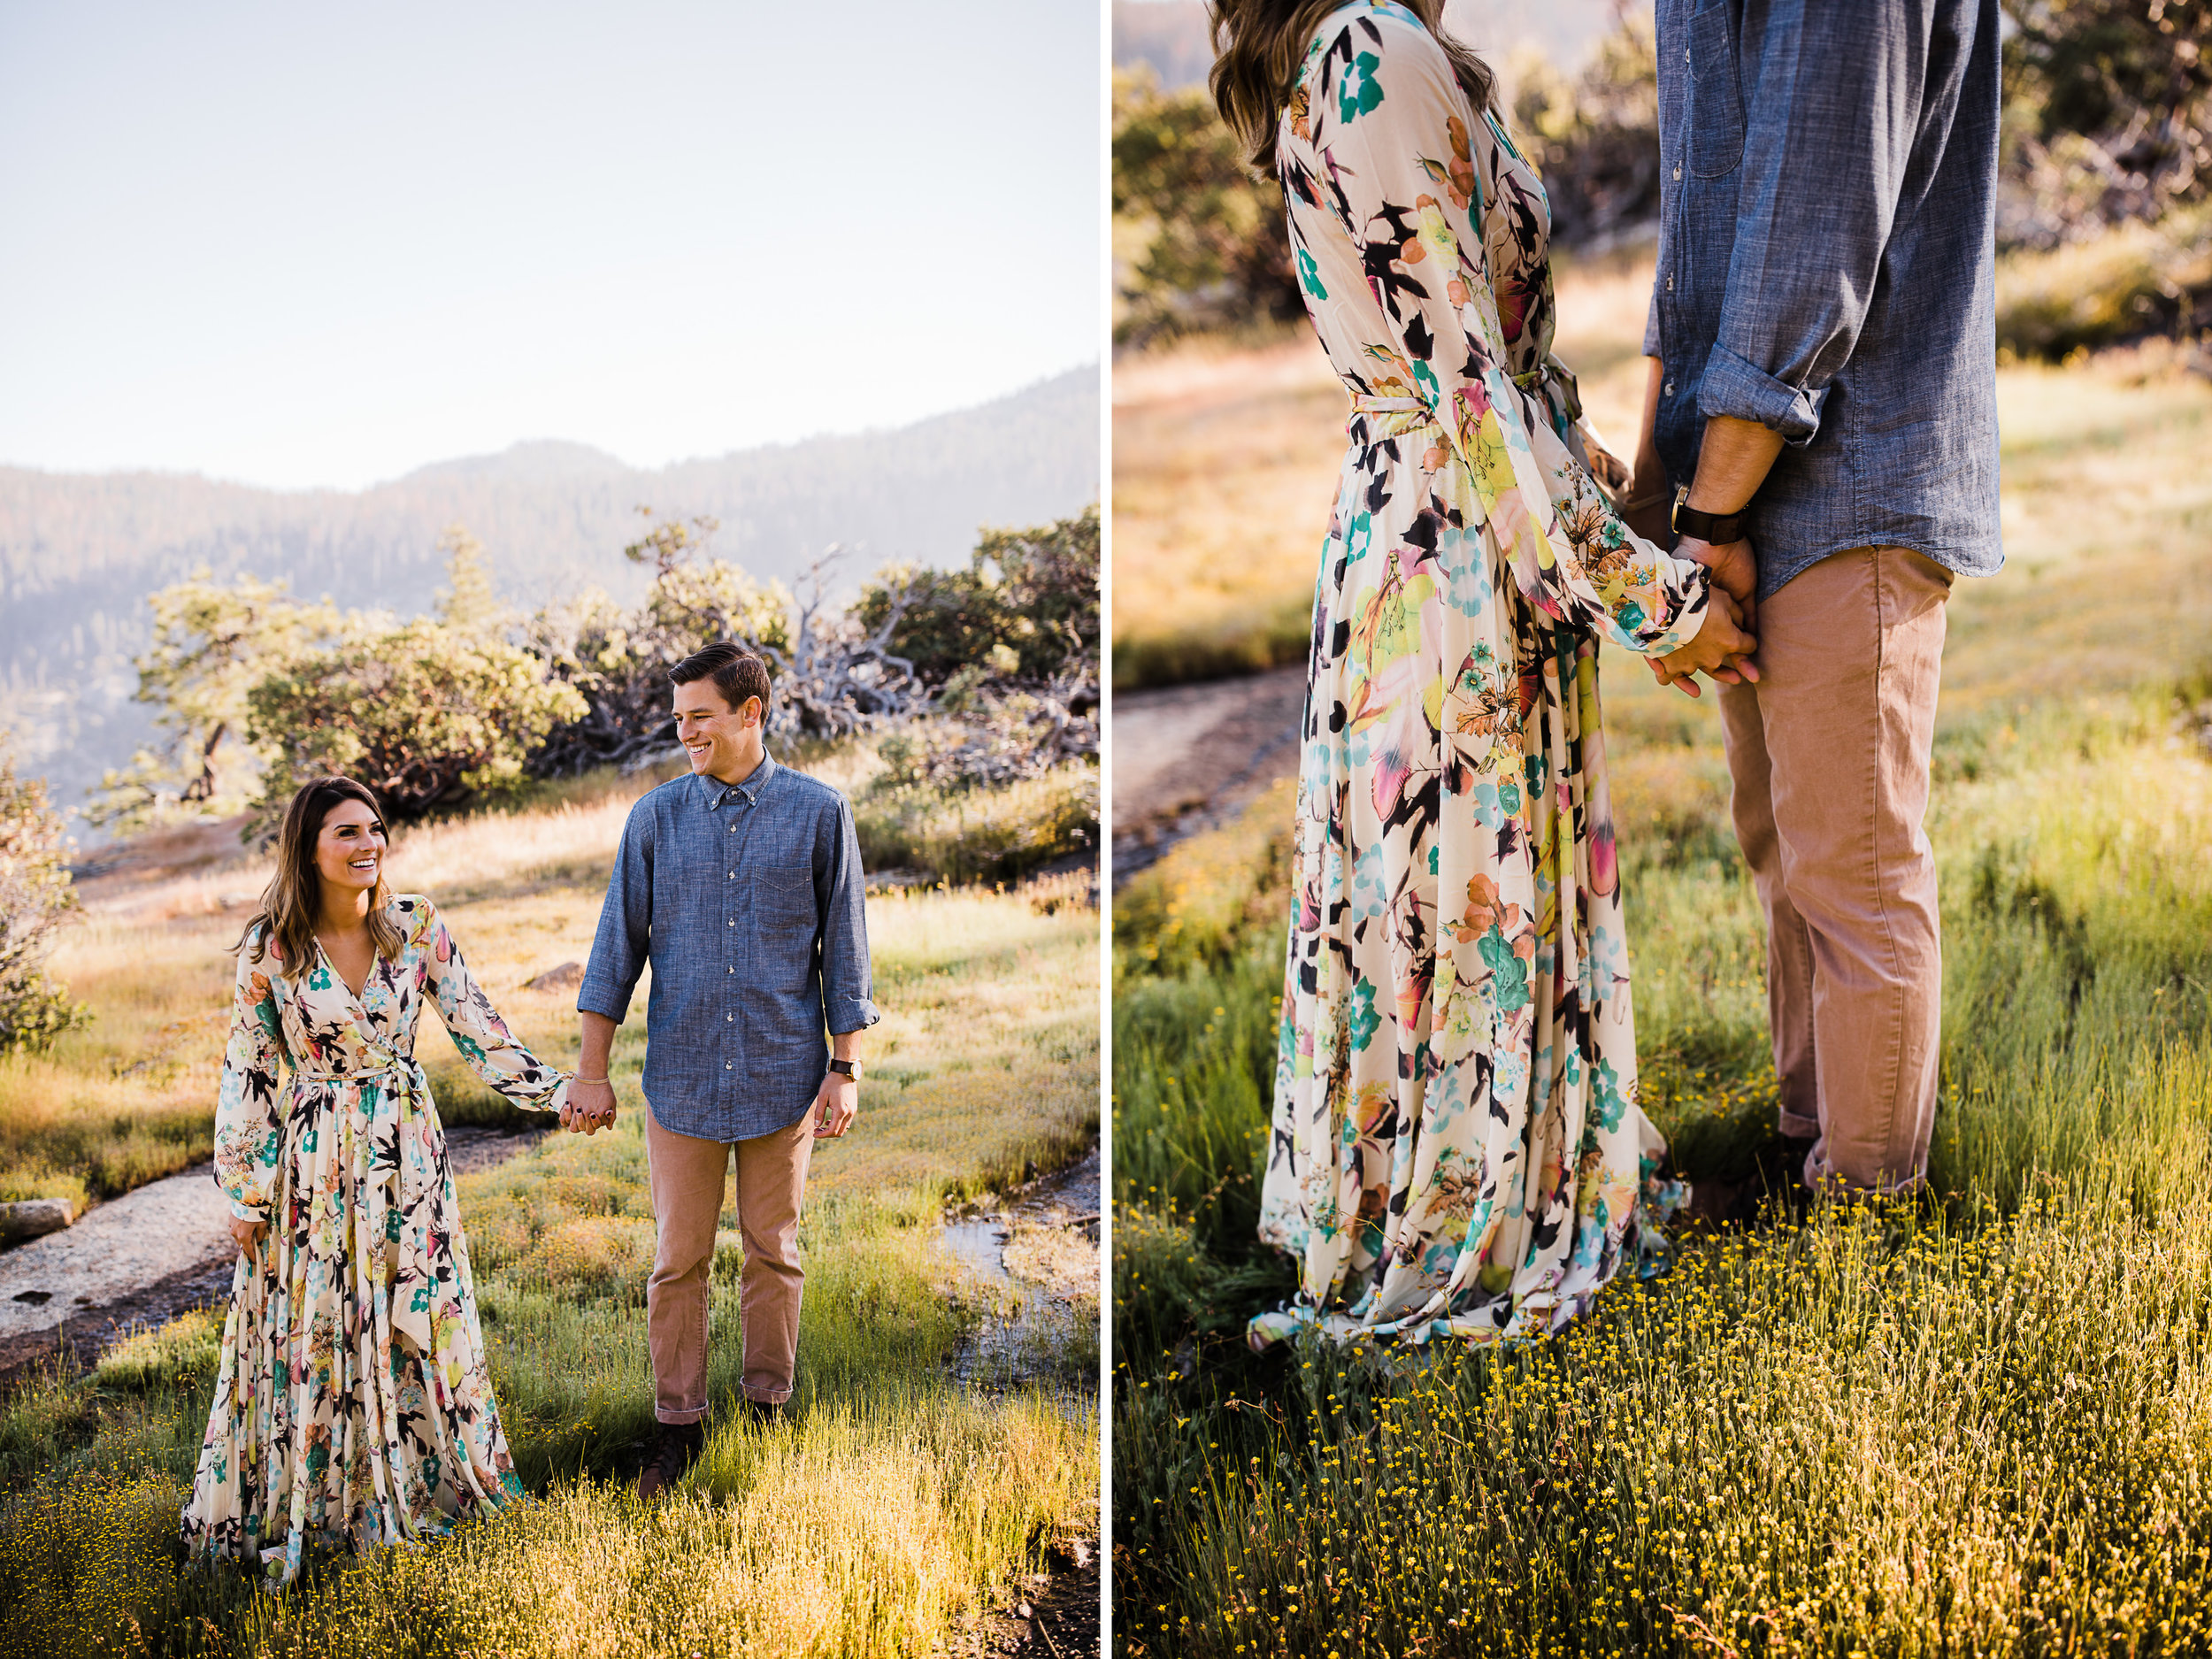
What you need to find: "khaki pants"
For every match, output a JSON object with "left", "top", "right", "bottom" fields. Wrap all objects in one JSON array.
[
  {"left": 1716, "top": 546, "right": 1953, "bottom": 1192},
  {"left": 644, "top": 1102, "right": 814, "bottom": 1419}
]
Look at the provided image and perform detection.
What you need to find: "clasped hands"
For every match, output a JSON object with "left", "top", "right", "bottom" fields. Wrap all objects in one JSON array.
[
  {"left": 1652, "top": 533, "right": 1761, "bottom": 699},
  {"left": 563, "top": 1078, "right": 618, "bottom": 1136}
]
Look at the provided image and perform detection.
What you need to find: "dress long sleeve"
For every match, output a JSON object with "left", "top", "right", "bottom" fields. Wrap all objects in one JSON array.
[
  {"left": 1296, "top": 13, "right": 1711, "bottom": 657},
  {"left": 419, "top": 902, "right": 571, "bottom": 1116},
  {"left": 211, "top": 940, "right": 288, "bottom": 1222}
]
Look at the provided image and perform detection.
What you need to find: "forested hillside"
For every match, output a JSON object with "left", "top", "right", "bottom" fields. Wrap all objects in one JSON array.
[{"left": 0, "top": 368, "right": 1097, "bottom": 826}]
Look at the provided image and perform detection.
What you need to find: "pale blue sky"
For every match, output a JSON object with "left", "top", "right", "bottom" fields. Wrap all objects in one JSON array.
[{"left": 0, "top": 2, "right": 1101, "bottom": 489}]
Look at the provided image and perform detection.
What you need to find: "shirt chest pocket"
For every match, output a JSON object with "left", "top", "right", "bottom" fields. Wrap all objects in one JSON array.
[
  {"left": 753, "top": 855, "right": 817, "bottom": 929},
  {"left": 1686, "top": 4, "right": 1744, "bottom": 179}
]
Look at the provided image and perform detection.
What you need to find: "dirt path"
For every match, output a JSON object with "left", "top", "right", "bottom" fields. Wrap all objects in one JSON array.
[
  {"left": 1110, "top": 665, "right": 1306, "bottom": 887},
  {"left": 0, "top": 1125, "right": 549, "bottom": 1386}
]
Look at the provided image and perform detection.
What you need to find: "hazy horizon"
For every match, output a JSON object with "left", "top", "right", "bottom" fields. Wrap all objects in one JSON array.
[{"left": 0, "top": 363, "right": 1100, "bottom": 496}]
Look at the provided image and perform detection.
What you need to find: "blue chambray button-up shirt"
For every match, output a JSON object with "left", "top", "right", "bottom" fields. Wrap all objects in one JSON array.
[
  {"left": 577, "top": 757, "right": 879, "bottom": 1142},
  {"left": 1645, "top": 0, "right": 2005, "bottom": 598}
]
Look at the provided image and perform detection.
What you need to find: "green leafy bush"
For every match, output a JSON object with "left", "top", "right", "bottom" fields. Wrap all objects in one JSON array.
[
  {"left": 858, "top": 508, "right": 1099, "bottom": 691},
  {"left": 247, "top": 618, "right": 587, "bottom": 825},
  {"left": 0, "top": 746, "right": 86, "bottom": 1056},
  {"left": 1995, "top": 199, "right": 2212, "bottom": 357},
  {"left": 1112, "top": 69, "right": 1303, "bottom": 345},
  {"left": 1508, "top": 19, "right": 1663, "bottom": 248}
]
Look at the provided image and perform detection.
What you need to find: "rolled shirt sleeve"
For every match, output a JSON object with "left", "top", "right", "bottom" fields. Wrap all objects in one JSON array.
[
  {"left": 818, "top": 794, "right": 879, "bottom": 1035},
  {"left": 578, "top": 802, "right": 652, "bottom": 1024},
  {"left": 1701, "top": 0, "right": 1933, "bottom": 447}
]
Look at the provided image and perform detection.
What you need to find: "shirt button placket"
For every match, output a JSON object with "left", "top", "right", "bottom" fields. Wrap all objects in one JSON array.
[{"left": 726, "top": 795, "right": 743, "bottom": 1106}]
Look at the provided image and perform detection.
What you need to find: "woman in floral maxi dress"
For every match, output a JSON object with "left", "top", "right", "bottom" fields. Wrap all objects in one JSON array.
[
  {"left": 1230, "top": 0, "right": 1757, "bottom": 1348},
  {"left": 181, "top": 776, "right": 573, "bottom": 1580}
]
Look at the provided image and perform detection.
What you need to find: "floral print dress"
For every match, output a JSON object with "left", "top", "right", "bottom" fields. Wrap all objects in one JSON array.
[
  {"left": 1252, "top": 2, "right": 1711, "bottom": 1349},
  {"left": 181, "top": 895, "right": 571, "bottom": 1580}
]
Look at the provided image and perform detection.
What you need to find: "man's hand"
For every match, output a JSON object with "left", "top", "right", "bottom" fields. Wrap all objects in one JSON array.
[
  {"left": 565, "top": 1078, "right": 619, "bottom": 1136},
  {"left": 227, "top": 1212, "right": 267, "bottom": 1257},
  {"left": 1677, "top": 532, "right": 1759, "bottom": 625},
  {"left": 1651, "top": 532, "right": 1762, "bottom": 696},
  {"left": 812, "top": 1071, "right": 858, "bottom": 1140},
  {"left": 1652, "top": 587, "right": 1760, "bottom": 699}
]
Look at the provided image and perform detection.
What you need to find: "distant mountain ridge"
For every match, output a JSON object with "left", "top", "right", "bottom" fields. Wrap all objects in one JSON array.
[{"left": 0, "top": 367, "right": 1099, "bottom": 828}]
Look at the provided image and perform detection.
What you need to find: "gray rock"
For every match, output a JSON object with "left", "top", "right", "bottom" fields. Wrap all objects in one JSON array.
[
  {"left": 0, "top": 1168, "right": 231, "bottom": 1340},
  {"left": 0, "top": 1198, "right": 75, "bottom": 1246},
  {"left": 524, "top": 961, "right": 584, "bottom": 992}
]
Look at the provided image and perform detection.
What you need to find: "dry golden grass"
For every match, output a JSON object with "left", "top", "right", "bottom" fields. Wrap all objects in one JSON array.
[{"left": 1110, "top": 330, "right": 1349, "bottom": 687}]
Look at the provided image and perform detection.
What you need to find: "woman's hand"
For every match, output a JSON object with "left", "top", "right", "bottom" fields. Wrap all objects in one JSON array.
[
  {"left": 1652, "top": 587, "right": 1760, "bottom": 698},
  {"left": 228, "top": 1212, "right": 267, "bottom": 1257},
  {"left": 565, "top": 1078, "right": 618, "bottom": 1136}
]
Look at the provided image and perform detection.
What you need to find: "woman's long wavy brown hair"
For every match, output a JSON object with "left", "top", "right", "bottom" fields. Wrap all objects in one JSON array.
[
  {"left": 1209, "top": 0, "right": 1499, "bottom": 173},
  {"left": 235, "top": 777, "right": 402, "bottom": 979}
]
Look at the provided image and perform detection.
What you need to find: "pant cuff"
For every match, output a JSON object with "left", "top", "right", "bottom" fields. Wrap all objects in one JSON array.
[
  {"left": 1803, "top": 1145, "right": 1930, "bottom": 1198},
  {"left": 1778, "top": 1107, "right": 1821, "bottom": 1140},
  {"left": 742, "top": 1386, "right": 793, "bottom": 1406},
  {"left": 656, "top": 1404, "right": 709, "bottom": 1425}
]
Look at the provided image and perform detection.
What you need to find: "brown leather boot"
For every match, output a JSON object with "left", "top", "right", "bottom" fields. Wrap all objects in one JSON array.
[{"left": 635, "top": 1419, "right": 705, "bottom": 1501}]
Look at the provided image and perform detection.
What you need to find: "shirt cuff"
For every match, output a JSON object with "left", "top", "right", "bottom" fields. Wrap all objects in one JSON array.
[
  {"left": 1697, "top": 344, "right": 1828, "bottom": 446},
  {"left": 575, "top": 983, "right": 633, "bottom": 1024},
  {"left": 1636, "top": 558, "right": 1713, "bottom": 659},
  {"left": 230, "top": 1198, "right": 267, "bottom": 1223},
  {"left": 827, "top": 997, "right": 881, "bottom": 1035}
]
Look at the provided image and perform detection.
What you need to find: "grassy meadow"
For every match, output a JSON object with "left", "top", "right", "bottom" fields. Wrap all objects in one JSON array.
[
  {"left": 1110, "top": 265, "right": 2212, "bottom": 1650},
  {"left": 0, "top": 749, "right": 1102, "bottom": 1658}
]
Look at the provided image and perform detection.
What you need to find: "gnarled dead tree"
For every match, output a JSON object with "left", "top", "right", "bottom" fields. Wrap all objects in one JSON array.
[
  {"left": 526, "top": 515, "right": 926, "bottom": 775},
  {"left": 749, "top": 550, "right": 926, "bottom": 743}
]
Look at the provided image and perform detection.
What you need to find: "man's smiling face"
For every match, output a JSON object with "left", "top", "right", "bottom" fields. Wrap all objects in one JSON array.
[{"left": 672, "top": 677, "right": 764, "bottom": 783}]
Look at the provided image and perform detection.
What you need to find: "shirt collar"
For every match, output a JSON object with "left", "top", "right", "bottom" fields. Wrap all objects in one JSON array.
[{"left": 695, "top": 753, "right": 777, "bottom": 810}]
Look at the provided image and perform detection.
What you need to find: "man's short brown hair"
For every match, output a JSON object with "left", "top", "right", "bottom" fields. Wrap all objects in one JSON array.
[{"left": 670, "top": 641, "right": 772, "bottom": 715}]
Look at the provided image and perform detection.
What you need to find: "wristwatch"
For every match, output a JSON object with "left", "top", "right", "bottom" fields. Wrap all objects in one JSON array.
[
  {"left": 1672, "top": 484, "right": 1747, "bottom": 547},
  {"left": 827, "top": 1057, "right": 862, "bottom": 1079}
]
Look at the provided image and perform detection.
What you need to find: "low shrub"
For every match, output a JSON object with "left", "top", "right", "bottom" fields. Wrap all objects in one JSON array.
[
  {"left": 1995, "top": 200, "right": 2212, "bottom": 359},
  {"left": 856, "top": 764, "right": 1097, "bottom": 887}
]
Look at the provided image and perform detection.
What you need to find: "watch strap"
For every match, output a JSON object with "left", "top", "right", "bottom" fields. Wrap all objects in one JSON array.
[
  {"left": 827, "top": 1057, "right": 858, "bottom": 1078},
  {"left": 1671, "top": 484, "right": 1746, "bottom": 547}
]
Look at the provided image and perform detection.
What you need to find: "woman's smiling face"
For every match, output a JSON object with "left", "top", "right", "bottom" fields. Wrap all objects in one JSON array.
[{"left": 313, "top": 797, "right": 387, "bottom": 898}]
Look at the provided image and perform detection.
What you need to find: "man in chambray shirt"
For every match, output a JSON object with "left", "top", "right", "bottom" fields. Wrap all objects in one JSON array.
[
  {"left": 1624, "top": 0, "right": 2001, "bottom": 1194},
  {"left": 570, "top": 641, "right": 878, "bottom": 1496}
]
